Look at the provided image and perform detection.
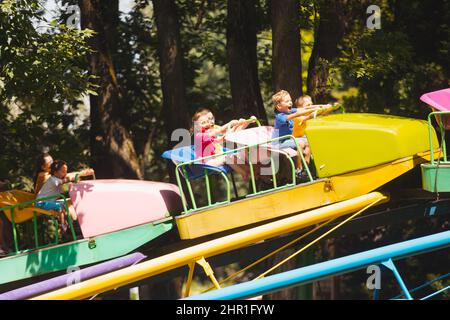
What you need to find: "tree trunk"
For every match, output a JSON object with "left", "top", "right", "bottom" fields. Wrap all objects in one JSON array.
[
  {"left": 271, "top": 0, "right": 303, "bottom": 99},
  {"left": 307, "top": 0, "right": 350, "bottom": 102},
  {"left": 265, "top": 0, "right": 304, "bottom": 291},
  {"left": 227, "top": 0, "right": 267, "bottom": 123},
  {"left": 80, "top": 0, "right": 143, "bottom": 179},
  {"left": 153, "top": 0, "right": 190, "bottom": 149}
]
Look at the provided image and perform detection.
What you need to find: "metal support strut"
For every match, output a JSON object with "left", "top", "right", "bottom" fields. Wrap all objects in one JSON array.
[{"left": 184, "top": 257, "right": 221, "bottom": 298}]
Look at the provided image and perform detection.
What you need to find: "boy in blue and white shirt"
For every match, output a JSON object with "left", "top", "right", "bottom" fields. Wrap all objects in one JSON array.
[{"left": 271, "top": 90, "right": 315, "bottom": 179}]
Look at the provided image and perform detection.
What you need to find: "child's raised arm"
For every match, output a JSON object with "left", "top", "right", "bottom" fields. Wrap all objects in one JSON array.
[
  {"left": 228, "top": 116, "right": 257, "bottom": 132},
  {"left": 314, "top": 104, "right": 338, "bottom": 116},
  {"left": 212, "top": 120, "right": 239, "bottom": 135},
  {"left": 64, "top": 168, "right": 95, "bottom": 183},
  {"left": 78, "top": 168, "right": 95, "bottom": 178},
  {"left": 285, "top": 108, "right": 318, "bottom": 120}
]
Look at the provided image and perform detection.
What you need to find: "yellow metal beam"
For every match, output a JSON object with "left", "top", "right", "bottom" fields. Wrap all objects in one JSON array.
[{"left": 32, "top": 192, "right": 387, "bottom": 300}]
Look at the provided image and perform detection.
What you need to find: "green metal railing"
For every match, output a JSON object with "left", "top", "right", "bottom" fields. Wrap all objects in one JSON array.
[
  {"left": 0, "top": 194, "right": 77, "bottom": 254},
  {"left": 422, "top": 111, "right": 450, "bottom": 193},
  {"left": 175, "top": 132, "right": 314, "bottom": 214},
  {"left": 427, "top": 111, "right": 449, "bottom": 164}
]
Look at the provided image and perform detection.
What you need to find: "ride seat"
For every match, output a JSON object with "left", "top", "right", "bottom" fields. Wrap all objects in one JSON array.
[
  {"left": 0, "top": 190, "right": 58, "bottom": 224},
  {"left": 161, "top": 145, "right": 239, "bottom": 207},
  {"left": 161, "top": 145, "right": 236, "bottom": 179}
]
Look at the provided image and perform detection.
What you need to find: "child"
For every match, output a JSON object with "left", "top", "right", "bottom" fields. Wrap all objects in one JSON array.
[
  {"left": 295, "top": 95, "right": 334, "bottom": 115},
  {"left": 271, "top": 90, "right": 320, "bottom": 180},
  {"left": 36, "top": 160, "right": 94, "bottom": 229},
  {"left": 33, "top": 152, "right": 54, "bottom": 196},
  {"left": 293, "top": 95, "right": 336, "bottom": 146},
  {"left": 192, "top": 108, "right": 251, "bottom": 181}
]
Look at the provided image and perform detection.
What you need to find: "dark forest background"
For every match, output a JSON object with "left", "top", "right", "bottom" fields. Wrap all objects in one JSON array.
[{"left": 1, "top": 0, "right": 449, "bottom": 299}]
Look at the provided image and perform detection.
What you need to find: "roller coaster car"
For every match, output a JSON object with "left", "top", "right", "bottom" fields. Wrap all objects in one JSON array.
[
  {"left": 165, "top": 113, "right": 440, "bottom": 240},
  {"left": 0, "top": 180, "right": 182, "bottom": 285},
  {"left": 420, "top": 88, "right": 450, "bottom": 192},
  {"left": 69, "top": 179, "right": 181, "bottom": 237},
  {"left": 0, "top": 190, "right": 59, "bottom": 224}
]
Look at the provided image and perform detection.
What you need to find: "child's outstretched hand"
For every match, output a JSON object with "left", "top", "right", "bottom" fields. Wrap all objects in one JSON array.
[
  {"left": 80, "top": 168, "right": 95, "bottom": 177},
  {"left": 318, "top": 103, "right": 338, "bottom": 115},
  {"left": 229, "top": 119, "right": 240, "bottom": 127}
]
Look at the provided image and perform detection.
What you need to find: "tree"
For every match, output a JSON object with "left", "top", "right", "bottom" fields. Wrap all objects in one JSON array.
[
  {"left": 0, "top": 0, "right": 94, "bottom": 187},
  {"left": 226, "top": 0, "right": 267, "bottom": 122},
  {"left": 80, "top": 0, "right": 143, "bottom": 179},
  {"left": 307, "top": 0, "right": 352, "bottom": 102},
  {"left": 270, "top": 0, "right": 303, "bottom": 98},
  {"left": 152, "top": 0, "right": 190, "bottom": 149},
  {"left": 336, "top": 0, "right": 449, "bottom": 115},
  {"left": 0, "top": 0, "right": 94, "bottom": 109}
]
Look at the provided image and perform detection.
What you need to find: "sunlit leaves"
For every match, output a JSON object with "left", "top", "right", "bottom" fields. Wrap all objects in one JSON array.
[
  {"left": 0, "top": 1, "right": 95, "bottom": 111},
  {"left": 0, "top": 0, "right": 93, "bottom": 185}
]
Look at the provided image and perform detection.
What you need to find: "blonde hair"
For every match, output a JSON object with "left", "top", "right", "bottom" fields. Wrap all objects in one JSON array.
[
  {"left": 272, "top": 90, "right": 290, "bottom": 111},
  {"left": 190, "top": 107, "right": 213, "bottom": 134},
  {"left": 295, "top": 95, "right": 312, "bottom": 108}
]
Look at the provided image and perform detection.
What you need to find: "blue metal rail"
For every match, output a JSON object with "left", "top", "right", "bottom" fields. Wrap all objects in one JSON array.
[{"left": 185, "top": 230, "right": 450, "bottom": 300}]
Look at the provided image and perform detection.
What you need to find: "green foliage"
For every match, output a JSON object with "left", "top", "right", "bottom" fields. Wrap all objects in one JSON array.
[
  {"left": 113, "top": 0, "right": 267, "bottom": 180},
  {"left": 339, "top": 30, "right": 413, "bottom": 81},
  {"left": 334, "top": 0, "right": 450, "bottom": 117},
  {"left": 113, "top": 1, "right": 165, "bottom": 180},
  {"left": 176, "top": 0, "right": 232, "bottom": 119},
  {"left": 0, "top": 0, "right": 96, "bottom": 109},
  {"left": 0, "top": 0, "right": 94, "bottom": 185},
  {"left": 0, "top": 106, "right": 90, "bottom": 190}
]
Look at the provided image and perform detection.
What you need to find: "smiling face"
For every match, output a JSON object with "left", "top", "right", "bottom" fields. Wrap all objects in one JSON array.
[
  {"left": 295, "top": 95, "right": 313, "bottom": 110},
  {"left": 53, "top": 164, "right": 68, "bottom": 180},
  {"left": 301, "top": 96, "right": 313, "bottom": 109},
  {"left": 275, "top": 93, "right": 293, "bottom": 114},
  {"left": 196, "top": 112, "right": 215, "bottom": 131}
]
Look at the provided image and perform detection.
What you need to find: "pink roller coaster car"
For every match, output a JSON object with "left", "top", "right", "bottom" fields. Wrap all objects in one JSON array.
[
  {"left": 420, "top": 88, "right": 450, "bottom": 129},
  {"left": 69, "top": 180, "right": 181, "bottom": 237}
]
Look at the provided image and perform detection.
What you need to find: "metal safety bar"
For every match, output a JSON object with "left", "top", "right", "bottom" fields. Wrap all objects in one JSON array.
[
  {"left": 175, "top": 133, "right": 312, "bottom": 214},
  {"left": 427, "top": 111, "right": 450, "bottom": 164},
  {"left": 0, "top": 193, "right": 77, "bottom": 254}
]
